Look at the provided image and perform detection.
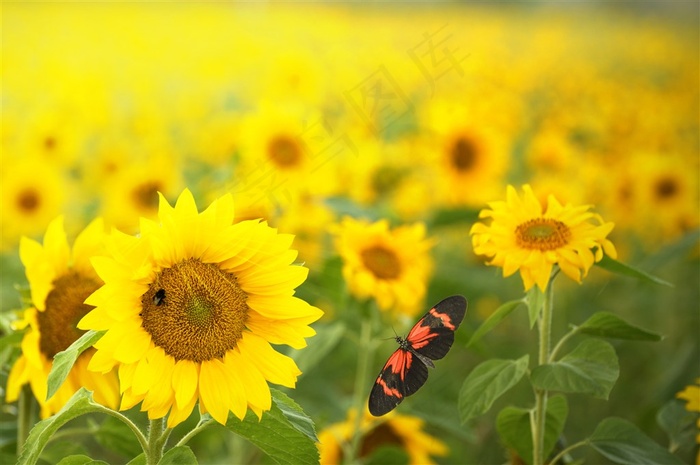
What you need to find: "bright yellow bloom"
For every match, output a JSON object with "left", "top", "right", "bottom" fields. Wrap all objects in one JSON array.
[
  {"left": 332, "top": 217, "right": 433, "bottom": 317},
  {"left": 78, "top": 189, "right": 322, "bottom": 427},
  {"left": 471, "top": 185, "right": 617, "bottom": 292},
  {"left": 677, "top": 379, "right": 700, "bottom": 465},
  {"left": 6, "top": 216, "right": 120, "bottom": 418},
  {"left": 318, "top": 408, "right": 448, "bottom": 465}
]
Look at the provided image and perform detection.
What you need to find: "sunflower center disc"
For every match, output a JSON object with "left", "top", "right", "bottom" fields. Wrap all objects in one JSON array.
[
  {"left": 451, "top": 136, "right": 478, "bottom": 172},
  {"left": 268, "top": 135, "right": 302, "bottom": 168},
  {"left": 141, "top": 258, "right": 249, "bottom": 362},
  {"left": 515, "top": 218, "right": 572, "bottom": 251},
  {"left": 17, "top": 188, "right": 41, "bottom": 213},
  {"left": 359, "top": 423, "right": 404, "bottom": 459},
  {"left": 361, "top": 245, "right": 401, "bottom": 280},
  {"left": 37, "top": 271, "right": 100, "bottom": 359},
  {"left": 131, "top": 181, "right": 161, "bottom": 210}
]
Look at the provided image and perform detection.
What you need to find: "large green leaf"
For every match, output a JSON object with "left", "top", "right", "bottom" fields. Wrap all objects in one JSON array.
[
  {"left": 577, "top": 312, "right": 663, "bottom": 341},
  {"left": 47, "top": 330, "right": 105, "bottom": 400},
  {"left": 496, "top": 395, "right": 569, "bottom": 465},
  {"left": 656, "top": 399, "right": 698, "bottom": 455},
  {"left": 530, "top": 339, "right": 619, "bottom": 399},
  {"left": 56, "top": 456, "right": 108, "bottom": 465},
  {"left": 588, "top": 417, "right": 684, "bottom": 464},
  {"left": 467, "top": 299, "right": 523, "bottom": 347},
  {"left": 225, "top": 389, "right": 319, "bottom": 465},
  {"left": 459, "top": 355, "right": 529, "bottom": 423},
  {"left": 18, "top": 389, "right": 113, "bottom": 465},
  {"left": 596, "top": 255, "right": 673, "bottom": 287}
]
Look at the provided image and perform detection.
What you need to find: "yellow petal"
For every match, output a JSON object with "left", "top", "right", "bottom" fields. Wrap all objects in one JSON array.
[{"left": 172, "top": 360, "right": 199, "bottom": 409}]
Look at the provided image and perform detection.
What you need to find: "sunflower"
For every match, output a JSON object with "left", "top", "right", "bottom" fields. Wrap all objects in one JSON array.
[
  {"left": 318, "top": 408, "right": 448, "bottom": 465},
  {"left": 5, "top": 216, "right": 120, "bottom": 418},
  {"left": 471, "top": 185, "right": 617, "bottom": 292},
  {"left": 676, "top": 379, "right": 700, "bottom": 465},
  {"left": 1, "top": 157, "right": 68, "bottom": 250},
  {"left": 331, "top": 217, "right": 433, "bottom": 317},
  {"left": 78, "top": 189, "right": 322, "bottom": 427}
]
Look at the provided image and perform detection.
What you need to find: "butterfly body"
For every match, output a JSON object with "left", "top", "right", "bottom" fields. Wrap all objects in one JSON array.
[{"left": 368, "top": 295, "right": 467, "bottom": 416}]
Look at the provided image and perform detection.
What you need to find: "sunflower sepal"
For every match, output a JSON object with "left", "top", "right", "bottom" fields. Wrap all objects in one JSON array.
[{"left": 46, "top": 330, "right": 106, "bottom": 400}]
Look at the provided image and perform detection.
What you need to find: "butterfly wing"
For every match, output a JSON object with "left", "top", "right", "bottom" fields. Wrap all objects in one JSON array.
[
  {"left": 407, "top": 295, "right": 467, "bottom": 361},
  {"left": 368, "top": 345, "right": 429, "bottom": 416}
]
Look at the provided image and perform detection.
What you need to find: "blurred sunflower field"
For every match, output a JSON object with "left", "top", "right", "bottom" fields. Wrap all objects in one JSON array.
[{"left": 1, "top": 2, "right": 699, "bottom": 465}]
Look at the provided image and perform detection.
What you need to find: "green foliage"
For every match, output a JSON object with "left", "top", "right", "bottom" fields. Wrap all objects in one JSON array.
[
  {"left": 56, "top": 456, "right": 109, "bottom": 465},
  {"left": 46, "top": 330, "right": 105, "bottom": 400},
  {"left": 531, "top": 339, "right": 619, "bottom": 400},
  {"left": 588, "top": 417, "right": 684, "bottom": 464},
  {"left": 596, "top": 255, "right": 673, "bottom": 287},
  {"left": 467, "top": 299, "right": 524, "bottom": 347},
  {"left": 496, "top": 395, "right": 568, "bottom": 465},
  {"left": 459, "top": 355, "right": 529, "bottom": 423},
  {"left": 577, "top": 312, "right": 663, "bottom": 341},
  {"left": 159, "top": 446, "right": 198, "bottom": 465},
  {"left": 224, "top": 389, "right": 319, "bottom": 465}
]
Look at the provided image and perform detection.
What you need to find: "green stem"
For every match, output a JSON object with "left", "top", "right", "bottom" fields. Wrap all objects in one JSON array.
[
  {"left": 146, "top": 417, "right": 166, "bottom": 465},
  {"left": 347, "top": 313, "right": 375, "bottom": 463},
  {"left": 532, "top": 280, "right": 555, "bottom": 465},
  {"left": 547, "top": 439, "right": 587, "bottom": 464},
  {"left": 96, "top": 406, "right": 149, "bottom": 454},
  {"left": 17, "top": 385, "right": 34, "bottom": 455},
  {"left": 549, "top": 326, "right": 580, "bottom": 362},
  {"left": 176, "top": 417, "right": 216, "bottom": 448}
]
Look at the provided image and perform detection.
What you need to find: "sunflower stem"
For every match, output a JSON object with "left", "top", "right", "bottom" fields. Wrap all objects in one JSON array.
[
  {"left": 145, "top": 417, "right": 166, "bottom": 465},
  {"left": 176, "top": 417, "right": 216, "bottom": 447},
  {"left": 17, "top": 385, "right": 35, "bottom": 456},
  {"left": 348, "top": 307, "right": 375, "bottom": 463},
  {"left": 532, "top": 279, "right": 555, "bottom": 465}
]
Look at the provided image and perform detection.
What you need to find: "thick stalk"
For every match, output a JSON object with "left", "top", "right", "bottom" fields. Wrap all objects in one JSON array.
[
  {"left": 17, "top": 385, "right": 34, "bottom": 455},
  {"left": 146, "top": 417, "right": 166, "bottom": 465},
  {"left": 532, "top": 281, "right": 554, "bottom": 465}
]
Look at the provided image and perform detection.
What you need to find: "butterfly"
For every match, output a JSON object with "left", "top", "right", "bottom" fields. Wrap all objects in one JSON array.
[{"left": 368, "top": 295, "right": 467, "bottom": 416}]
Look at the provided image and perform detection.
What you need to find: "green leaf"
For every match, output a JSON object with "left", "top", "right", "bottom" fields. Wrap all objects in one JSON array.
[
  {"left": 526, "top": 287, "right": 545, "bottom": 329},
  {"left": 578, "top": 312, "right": 663, "bottom": 341},
  {"left": 225, "top": 391, "right": 319, "bottom": 465},
  {"left": 291, "top": 322, "right": 345, "bottom": 374},
  {"left": 467, "top": 299, "right": 524, "bottom": 347},
  {"left": 57, "top": 455, "right": 108, "bottom": 465},
  {"left": 459, "top": 355, "right": 529, "bottom": 423},
  {"left": 496, "top": 395, "right": 569, "bottom": 465},
  {"left": 158, "top": 446, "right": 198, "bottom": 465},
  {"left": 596, "top": 255, "right": 673, "bottom": 287},
  {"left": 656, "top": 399, "right": 698, "bottom": 454},
  {"left": 271, "top": 388, "right": 319, "bottom": 442},
  {"left": 531, "top": 339, "right": 619, "bottom": 399},
  {"left": 125, "top": 454, "right": 146, "bottom": 465},
  {"left": 428, "top": 207, "right": 479, "bottom": 227},
  {"left": 588, "top": 417, "right": 684, "bottom": 464},
  {"left": 47, "top": 330, "right": 105, "bottom": 400},
  {"left": 18, "top": 389, "right": 112, "bottom": 465}
]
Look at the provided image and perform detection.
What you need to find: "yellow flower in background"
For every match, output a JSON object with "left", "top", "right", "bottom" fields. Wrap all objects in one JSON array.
[
  {"left": 78, "top": 189, "right": 322, "bottom": 427},
  {"left": 318, "top": 408, "right": 448, "bottom": 465},
  {"left": 6, "top": 216, "right": 120, "bottom": 418},
  {"left": 676, "top": 379, "right": 700, "bottom": 465},
  {"left": 1, "top": 157, "right": 68, "bottom": 250},
  {"left": 332, "top": 217, "right": 433, "bottom": 317},
  {"left": 471, "top": 185, "right": 617, "bottom": 292}
]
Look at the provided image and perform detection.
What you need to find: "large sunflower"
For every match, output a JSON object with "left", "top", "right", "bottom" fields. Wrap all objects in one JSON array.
[
  {"left": 318, "top": 408, "right": 448, "bottom": 465},
  {"left": 6, "top": 216, "right": 120, "bottom": 418},
  {"left": 78, "top": 189, "right": 322, "bottom": 427},
  {"left": 471, "top": 185, "right": 617, "bottom": 291},
  {"left": 332, "top": 217, "right": 433, "bottom": 317}
]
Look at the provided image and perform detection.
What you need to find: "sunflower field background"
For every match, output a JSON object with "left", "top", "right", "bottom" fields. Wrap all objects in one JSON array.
[{"left": 1, "top": 2, "right": 699, "bottom": 465}]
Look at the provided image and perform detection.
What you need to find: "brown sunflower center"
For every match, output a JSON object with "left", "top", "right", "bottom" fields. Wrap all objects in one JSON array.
[
  {"left": 359, "top": 422, "right": 405, "bottom": 459},
  {"left": 268, "top": 135, "right": 302, "bottom": 168},
  {"left": 17, "top": 188, "right": 41, "bottom": 213},
  {"left": 37, "top": 271, "right": 101, "bottom": 359},
  {"left": 450, "top": 136, "right": 478, "bottom": 172},
  {"left": 515, "top": 218, "right": 571, "bottom": 251},
  {"left": 361, "top": 245, "right": 401, "bottom": 280},
  {"left": 140, "top": 258, "right": 249, "bottom": 363},
  {"left": 654, "top": 176, "right": 678, "bottom": 200},
  {"left": 132, "top": 181, "right": 161, "bottom": 211}
]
